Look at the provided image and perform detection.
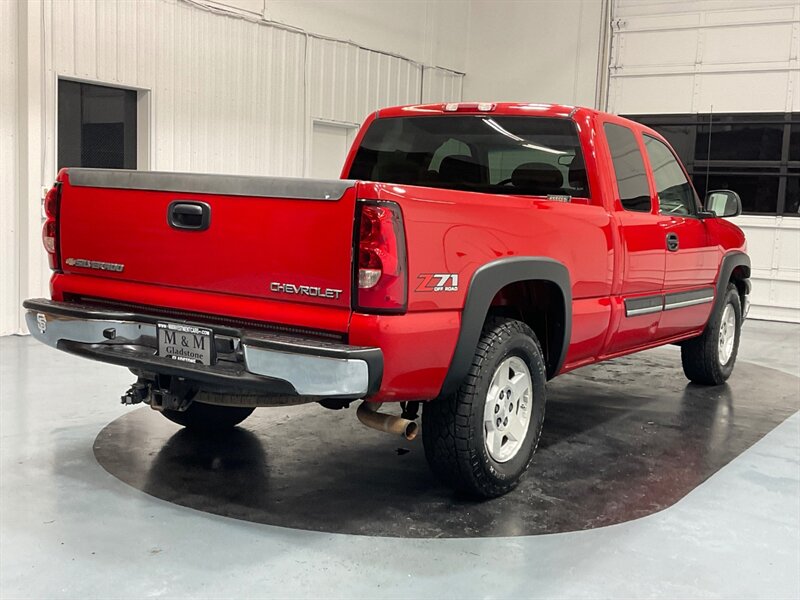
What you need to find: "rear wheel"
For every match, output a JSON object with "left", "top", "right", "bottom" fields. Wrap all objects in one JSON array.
[
  {"left": 160, "top": 401, "right": 254, "bottom": 432},
  {"left": 422, "top": 317, "right": 547, "bottom": 498},
  {"left": 681, "top": 282, "right": 742, "bottom": 385}
]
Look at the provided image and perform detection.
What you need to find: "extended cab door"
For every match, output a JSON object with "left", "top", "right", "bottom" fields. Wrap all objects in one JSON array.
[
  {"left": 602, "top": 121, "right": 670, "bottom": 355},
  {"left": 641, "top": 134, "right": 719, "bottom": 338}
]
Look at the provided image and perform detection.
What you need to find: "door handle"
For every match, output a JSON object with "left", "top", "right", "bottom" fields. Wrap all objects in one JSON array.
[
  {"left": 168, "top": 201, "right": 211, "bottom": 231},
  {"left": 666, "top": 232, "right": 679, "bottom": 252}
]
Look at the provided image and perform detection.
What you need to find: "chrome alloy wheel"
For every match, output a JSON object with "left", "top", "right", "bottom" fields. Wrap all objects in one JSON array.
[
  {"left": 718, "top": 303, "right": 737, "bottom": 365},
  {"left": 483, "top": 356, "right": 533, "bottom": 463}
]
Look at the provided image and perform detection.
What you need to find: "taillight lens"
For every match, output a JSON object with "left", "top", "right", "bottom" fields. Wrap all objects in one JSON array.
[
  {"left": 355, "top": 201, "right": 407, "bottom": 313},
  {"left": 42, "top": 184, "right": 61, "bottom": 271}
]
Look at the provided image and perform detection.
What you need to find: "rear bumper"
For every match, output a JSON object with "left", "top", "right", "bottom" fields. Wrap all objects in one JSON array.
[{"left": 23, "top": 298, "right": 382, "bottom": 399}]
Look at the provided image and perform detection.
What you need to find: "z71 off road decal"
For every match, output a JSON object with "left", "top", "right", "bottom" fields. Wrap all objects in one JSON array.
[{"left": 416, "top": 273, "right": 459, "bottom": 292}]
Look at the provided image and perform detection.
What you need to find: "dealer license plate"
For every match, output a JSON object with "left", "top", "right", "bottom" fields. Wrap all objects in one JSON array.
[{"left": 157, "top": 322, "right": 213, "bottom": 366}]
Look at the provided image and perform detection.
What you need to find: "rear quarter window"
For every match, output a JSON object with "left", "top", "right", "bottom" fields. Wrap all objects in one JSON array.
[{"left": 604, "top": 122, "right": 652, "bottom": 212}]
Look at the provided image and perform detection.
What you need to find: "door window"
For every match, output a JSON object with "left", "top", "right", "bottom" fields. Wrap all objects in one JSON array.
[
  {"left": 643, "top": 135, "right": 697, "bottom": 216},
  {"left": 604, "top": 123, "right": 652, "bottom": 212}
]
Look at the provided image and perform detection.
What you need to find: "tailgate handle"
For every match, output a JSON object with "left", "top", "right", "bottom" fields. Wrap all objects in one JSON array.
[{"left": 168, "top": 201, "right": 211, "bottom": 231}]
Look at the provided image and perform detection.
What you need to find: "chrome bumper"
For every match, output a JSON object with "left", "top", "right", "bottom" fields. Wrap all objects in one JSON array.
[{"left": 23, "top": 299, "right": 381, "bottom": 399}]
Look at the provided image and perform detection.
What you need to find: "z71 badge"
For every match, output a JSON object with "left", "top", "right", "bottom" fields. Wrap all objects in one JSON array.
[{"left": 416, "top": 273, "right": 459, "bottom": 292}]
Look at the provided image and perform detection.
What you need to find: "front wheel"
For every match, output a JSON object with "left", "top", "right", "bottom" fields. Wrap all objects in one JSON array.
[
  {"left": 160, "top": 401, "right": 254, "bottom": 432},
  {"left": 681, "top": 282, "right": 742, "bottom": 385},
  {"left": 422, "top": 317, "right": 547, "bottom": 498}
]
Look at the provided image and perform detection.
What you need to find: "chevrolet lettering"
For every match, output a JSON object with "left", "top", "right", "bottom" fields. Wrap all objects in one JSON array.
[{"left": 269, "top": 282, "right": 343, "bottom": 300}]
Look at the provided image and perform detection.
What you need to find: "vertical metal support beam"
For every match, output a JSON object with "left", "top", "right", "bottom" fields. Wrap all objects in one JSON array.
[
  {"left": 16, "top": 0, "right": 49, "bottom": 335},
  {"left": 595, "top": 0, "right": 613, "bottom": 112}
]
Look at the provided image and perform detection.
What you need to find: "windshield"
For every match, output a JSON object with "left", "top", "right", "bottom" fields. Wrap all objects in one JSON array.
[{"left": 347, "top": 115, "right": 589, "bottom": 198}]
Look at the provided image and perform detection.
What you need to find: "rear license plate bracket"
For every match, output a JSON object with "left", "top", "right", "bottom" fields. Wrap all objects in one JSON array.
[{"left": 157, "top": 322, "right": 214, "bottom": 366}]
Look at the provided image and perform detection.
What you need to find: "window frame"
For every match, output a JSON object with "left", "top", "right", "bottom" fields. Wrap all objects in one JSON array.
[{"left": 55, "top": 75, "right": 150, "bottom": 176}]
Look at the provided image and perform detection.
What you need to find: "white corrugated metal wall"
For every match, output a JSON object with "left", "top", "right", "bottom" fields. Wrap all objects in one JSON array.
[
  {"left": 0, "top": 0, "right": 464, "bottom": 336},
  {"left": 0, "top": 0, "right": 19, "bottom": 339},
  {"left": 607, "top": 0, "right": 800, "bottom": 322}
]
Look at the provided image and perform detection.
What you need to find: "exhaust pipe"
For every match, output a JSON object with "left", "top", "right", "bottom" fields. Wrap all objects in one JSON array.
[{"left": 357, "top": 401, "right": 419, "bottom": 441}]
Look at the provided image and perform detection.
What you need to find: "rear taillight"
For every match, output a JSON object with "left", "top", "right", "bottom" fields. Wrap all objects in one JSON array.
[
  {"left": 354, "top": 200, "right": 407, "bottom": 313},
  {"left": 42, "top": 183, "right": 61, "bottom": 271}
]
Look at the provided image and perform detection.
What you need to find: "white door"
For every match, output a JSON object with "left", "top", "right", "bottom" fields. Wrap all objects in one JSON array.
[{"left": 310, "top": 122, "right": 357, "bottom": 180}]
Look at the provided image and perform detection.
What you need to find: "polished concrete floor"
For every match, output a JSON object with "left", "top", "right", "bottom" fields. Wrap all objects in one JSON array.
[{"left": 1, "top": 320, "right": 799, "bottom": 598}]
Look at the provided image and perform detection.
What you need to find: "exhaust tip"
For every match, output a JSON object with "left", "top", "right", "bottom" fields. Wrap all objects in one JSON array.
[
  {"left": 357, "top": 400, "right": 419, "bottom": 440},
  {"left": 404, "top": 421, "right": 419, "bottom": 441}
]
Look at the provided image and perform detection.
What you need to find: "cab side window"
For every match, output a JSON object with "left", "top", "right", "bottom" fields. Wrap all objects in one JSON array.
[
  {"left": 643, "top": 135, "right": 697, "bottom": 216},
  {"left": 604, "top": 123, "right": 652, "bottom": 212}
]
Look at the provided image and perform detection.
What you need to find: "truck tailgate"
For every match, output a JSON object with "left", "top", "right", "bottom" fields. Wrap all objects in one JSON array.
[{"left": 58, "top": 169, "right": 356, "bottom": 313}]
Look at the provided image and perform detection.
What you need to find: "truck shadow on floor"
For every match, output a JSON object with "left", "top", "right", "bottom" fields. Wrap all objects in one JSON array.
[{"left": 93, "top": 352, "right": 799, "bottom": 538}]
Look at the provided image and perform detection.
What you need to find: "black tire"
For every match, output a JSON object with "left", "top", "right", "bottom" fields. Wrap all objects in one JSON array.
[
  {"left": 422, "top": 317, "right": 547, "bottom": 498},
  {"left": 160, "top": 401, "right": 254, "bottom": 432},
  {"left": 681, "top": 283, "right": 742, "bottom": 385}
]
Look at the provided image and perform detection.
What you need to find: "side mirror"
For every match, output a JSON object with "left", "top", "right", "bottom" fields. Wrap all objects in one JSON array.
[{"left": 703, "top": 190, "right": 742, "bottom": 218}]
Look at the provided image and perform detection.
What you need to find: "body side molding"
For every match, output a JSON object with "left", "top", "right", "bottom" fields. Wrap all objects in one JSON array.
[
  {"left": 439, "top": 257, "right": 572, "bottom": 397},
  {"left": 624, "top": 287, "right": 715, "bottom": 317}
]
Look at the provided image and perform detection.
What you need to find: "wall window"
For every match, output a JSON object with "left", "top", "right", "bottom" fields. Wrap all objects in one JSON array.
[
  {"left": 787, "top": 171, "right": 800, "bottom": 215},
  {"left": 626, "top": 112, "right": 799, "bottom": 216},
  {"left": 604, "top": 123, "right": 651, "bottom": 212},
  {"left": 58, "top": 80, "right": 137, "bottom": 170}
]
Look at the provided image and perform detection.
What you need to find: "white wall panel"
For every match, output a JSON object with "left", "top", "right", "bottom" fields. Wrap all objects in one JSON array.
[
  {"left": 210, "top": 0, "right": 265, "bottom": 14},
  {"left": 696, "top": 72, "right": 793, "bottom": 113},
  {"left": 618, "top": 29, "right": 698, "bottom": 67},
  {"left": 611, "top": 74, "right": 696, "bottom": 114},
  {"left": 265, "top": 0, "right": 470, "bottom": 72},
  {"left": 609, "top": 0, "right": 800, "bottom": 322},
  {"left": 422, "top": 67, "right": 464, "bottom": 104},
  {"left": 463, "top": 0, "right": 604, "bottom": 106},
  {"left": 732, "top": 217, "right": 800, "bottom": 323},
  {"left": 0, "top": 0, "right": 20, "bottom": 336},
  {"left": 310, "top": 123, "right": 357, "bottom": 179},
  {"left": 307, "top": 37, "right": 423, "bottom": 127},
  {"left": 703, "top": 23, "right": 793, "bottom": 64},
  {"left": 2, "top": 0, "right": 464, "bottom": 335},
  {"left": 47, "top": 0, "right": 308, "bottom": 177},
  {"left": 609, "top": 0, "right": 800, "bottom": 115}
]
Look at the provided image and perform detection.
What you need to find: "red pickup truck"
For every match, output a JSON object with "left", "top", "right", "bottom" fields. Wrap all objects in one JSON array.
[{"left": 25, "top": 102, "right": 750, "bottom": 497}]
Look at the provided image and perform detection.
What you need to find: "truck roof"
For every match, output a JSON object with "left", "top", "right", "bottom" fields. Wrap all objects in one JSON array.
[{"left": 376, "top": 102, "right": 600, "bottom": 120}]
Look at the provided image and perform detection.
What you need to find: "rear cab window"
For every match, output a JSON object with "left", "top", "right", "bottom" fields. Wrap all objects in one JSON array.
[{"left": 347, "top": 115, "right": 590, "bottom": 199}]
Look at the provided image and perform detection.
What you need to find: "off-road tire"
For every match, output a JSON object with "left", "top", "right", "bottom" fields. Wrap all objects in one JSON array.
[
  {"left": 160, "top": 401, "right": 254, "bottom": 432},
  {"left": 681, "top": 282, "right": 742, "bottom": 385},
  {"left": 422, "top": 317, "right": 547, "bottom": 498}
]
